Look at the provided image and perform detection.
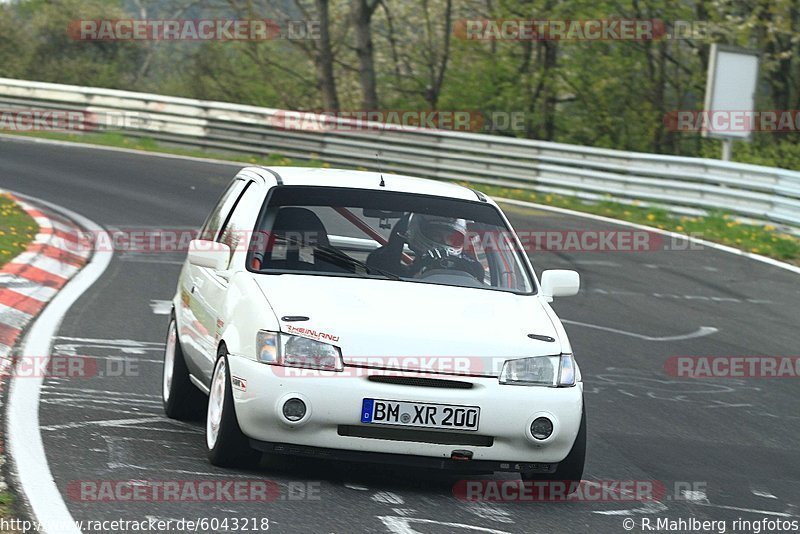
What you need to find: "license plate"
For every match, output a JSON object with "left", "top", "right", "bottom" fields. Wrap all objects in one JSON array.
[{"left": 361, "top": 398, "right": 480, "bottom": 431}]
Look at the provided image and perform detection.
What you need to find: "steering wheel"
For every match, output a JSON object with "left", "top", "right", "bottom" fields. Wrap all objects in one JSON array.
[{"left": 414, "top": 253, "right": 483, "bottom": 282}]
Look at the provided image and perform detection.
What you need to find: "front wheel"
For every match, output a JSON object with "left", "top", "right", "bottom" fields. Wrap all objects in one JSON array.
[
  {"left": 521, "top": 404, "right": 586, "bottom": 494},
  {"left": 206, "top": 351, "right": 260, "bottom": 467}
]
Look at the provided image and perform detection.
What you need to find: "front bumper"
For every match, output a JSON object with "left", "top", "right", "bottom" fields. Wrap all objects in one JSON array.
[{"left": 227, "top": 354, "right": 584, "bottom": 465}]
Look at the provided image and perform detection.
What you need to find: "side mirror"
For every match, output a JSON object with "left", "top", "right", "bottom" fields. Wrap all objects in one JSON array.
[
  {"left": 540, "top": 269, "right": 580, "bottom": 298},
  {"left": 187, "top": 240, "right": 231, "bottom": 270}
]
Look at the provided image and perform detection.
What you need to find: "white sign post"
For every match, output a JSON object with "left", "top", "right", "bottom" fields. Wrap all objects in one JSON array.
[{"left": 702, "top": 44, "right": 760, "bottom": 161}]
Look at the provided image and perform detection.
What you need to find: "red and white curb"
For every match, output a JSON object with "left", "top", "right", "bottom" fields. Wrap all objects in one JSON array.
[
  {"left": 0, "top": 194, "right": 90, "bottom": 364},
  {"left": 3, "top": 194, "right": 111, "bottom": 534},
  {"left": 0, "top": 193, "right": 91, "bottom": 500}
]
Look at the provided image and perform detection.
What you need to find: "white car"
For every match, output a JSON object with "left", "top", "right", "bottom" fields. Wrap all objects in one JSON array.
[{"left": 163, "top": 166, "right": 585, "bottom": 485}]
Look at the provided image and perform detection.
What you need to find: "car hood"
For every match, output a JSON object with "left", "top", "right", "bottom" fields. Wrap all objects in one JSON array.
[{"left": 253, "top": 274, "right": 563, "bottom": 377}]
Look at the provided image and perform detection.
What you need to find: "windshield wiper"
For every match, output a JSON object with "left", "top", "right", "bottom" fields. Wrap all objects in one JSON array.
[{"left": 313, "top": 245, "right": 403, "bottom": 281}]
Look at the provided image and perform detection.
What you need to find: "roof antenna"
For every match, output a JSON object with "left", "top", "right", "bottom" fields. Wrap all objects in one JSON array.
[{"left": 376, "top": 151, "right": 385, "bottom": 187}]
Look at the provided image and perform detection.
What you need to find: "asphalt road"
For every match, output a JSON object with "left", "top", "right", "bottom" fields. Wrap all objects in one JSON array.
[{"left": 1, "top": 135, "right": 799, "bottom": 534}]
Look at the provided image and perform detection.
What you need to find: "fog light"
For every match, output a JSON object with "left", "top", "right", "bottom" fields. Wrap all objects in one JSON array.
[
  {"left": 282, "top": 398, "right": 307, "bottom": 421},
  {"left": 530, "top": 417, "right": 553, "bottom": 440}
]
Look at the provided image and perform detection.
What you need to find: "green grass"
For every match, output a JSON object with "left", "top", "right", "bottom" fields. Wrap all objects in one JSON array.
[
  {"left": 0, "top": 490, "right": 16, "bottom": 529},
  {"left": 4, "top": 130, "right": 799, "bottom": 263},
  {"left": 0, "top": 193, "right": 38, "bottom": 268},
  {"left": 471, "top": 184, "right": 800, "bottom": 262}
]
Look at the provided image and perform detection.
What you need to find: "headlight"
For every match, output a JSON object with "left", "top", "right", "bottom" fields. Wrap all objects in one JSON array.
[
  {"left": 283, "top": 335, "right": 343, "bottom": 371},
  {"left": 256, "top": 330, "right": 343, "bottom": 371},
  {"left": 499, "top": 354, "right": 576, "bottom": 387}
]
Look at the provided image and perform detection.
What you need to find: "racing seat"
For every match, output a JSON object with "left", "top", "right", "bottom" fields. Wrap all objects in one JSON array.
[{"left": 260, "top": 207, "right": 331, "bottom": 271}]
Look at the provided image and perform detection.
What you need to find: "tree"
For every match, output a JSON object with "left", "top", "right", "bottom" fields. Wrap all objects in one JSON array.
[{"left": 351, "top": 0, "right": 380, "bottom": 108}]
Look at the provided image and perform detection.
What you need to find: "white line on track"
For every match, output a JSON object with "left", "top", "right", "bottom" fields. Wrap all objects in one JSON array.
[
  {"left": 41, "top": 388, "right": 159, "bottom": 400},
  {"left": 379, "top": 516, "right": 512, "bottom": 533},
  {"left": 561, "top": 319, "right": 718, "bottom": 341},
  {"left": 344, "top": 483, "right": 370, "bottom": 491},
  {"left": 463, "top": 502, "right": 515, "bottom": 524},
  {"left": 372, "top": 491, "right": 405, "bottom": 505},
  {"left": 149, "top": 299, "right": 173, "bottom": 315},
  {"left": 752, "top": 488, "right": 778, "bottom": 499},
  {"left": 695, "top": 503, "right": 795, "bottom": 517},
  {"left": 55, "top": 336, "right": 164, "bottom": 347},
  {"left": 41, "top": 390, "right": 160, "bottom": 402},
  {"left": 40, "top": 416, "right": 172, "bottom": 432},
  {"left": 7, "top": 193, "right": 113, "bottom": 534}
]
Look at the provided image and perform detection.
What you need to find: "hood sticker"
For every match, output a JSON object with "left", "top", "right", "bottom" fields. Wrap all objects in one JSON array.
[{"left": 284, "top": 324, "right": 340, "bottom": 343}]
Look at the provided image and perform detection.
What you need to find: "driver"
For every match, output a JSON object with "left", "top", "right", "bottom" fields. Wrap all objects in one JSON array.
[{"left": 405, "top": 214, "right": 485, "bottom": 280}]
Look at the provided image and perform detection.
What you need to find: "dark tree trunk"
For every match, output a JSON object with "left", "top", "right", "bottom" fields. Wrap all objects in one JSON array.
[
  {"left": 352, "top": 0, "right": 379, "bottom": 109},
  {"left": 315, "top": 0, "right": 339, "bottom": 110}
]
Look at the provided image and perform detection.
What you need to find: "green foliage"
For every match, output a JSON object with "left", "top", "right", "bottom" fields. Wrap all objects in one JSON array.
[
  {"left": 700, "top": 138, "right": 800, "bottom": 171},
  {"left": 0, "top": 193, "right": 38, "bottom": 268},
  {"left": 8, "top": 0, "right": 142, "bottom": 87}
]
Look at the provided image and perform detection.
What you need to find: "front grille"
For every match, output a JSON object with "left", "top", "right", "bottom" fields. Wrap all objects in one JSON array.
[
  {"left": 367, "top": 375, "right": 473, "bottom": 389},
  {"left": 338, "top": 425, "right": 494, "bottom": 447}
]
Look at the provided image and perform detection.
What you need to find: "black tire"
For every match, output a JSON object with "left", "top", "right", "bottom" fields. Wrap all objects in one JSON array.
[
  {"left": 206, "top": 349, "right": 261, "bottom": 468},
  {"left": 162, "top": 317, "right": 205, "bottom": 420},
  {"left": 521, "top": 404, "right": 586, "bottom": 495}
]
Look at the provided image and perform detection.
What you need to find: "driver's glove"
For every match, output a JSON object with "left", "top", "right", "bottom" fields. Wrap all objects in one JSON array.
[{"left": 424, "top": 246, "right": 452, "bottom": 261}]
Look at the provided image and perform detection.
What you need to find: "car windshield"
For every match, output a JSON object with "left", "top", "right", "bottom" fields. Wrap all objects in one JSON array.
[{"left": 249, "top": 186, "right": 535, "bottom": 294}]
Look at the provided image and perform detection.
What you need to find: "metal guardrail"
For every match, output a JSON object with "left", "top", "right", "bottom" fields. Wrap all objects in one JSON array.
[{"left": 2, "top": 76, "right": 799, "bottom": 234}]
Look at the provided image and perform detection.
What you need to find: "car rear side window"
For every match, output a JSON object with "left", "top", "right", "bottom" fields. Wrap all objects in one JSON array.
[
  {"left": 219, "top": 182, "right": 262, "bottom": 267},
  {"left": 199, "top": 179, "right": 247, "bottom": 241}
]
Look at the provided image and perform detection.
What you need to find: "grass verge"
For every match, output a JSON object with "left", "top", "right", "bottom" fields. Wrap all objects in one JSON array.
[
  {"left": 0, "top": 193, "right": 38, "bottom": 269},
  {"left": 472, "top": 185, "right": 800, "bottom": 262},
  {"left": 0, "top": 491, "right": 15, "bottom": 529},
  {"left": 3, "top": 130, "right": 799, "bottom": 263}
]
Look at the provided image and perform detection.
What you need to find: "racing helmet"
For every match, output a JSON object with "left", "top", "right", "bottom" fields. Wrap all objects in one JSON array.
[{"left": 406, "top": 214, "right": 468, "bottom": 257}]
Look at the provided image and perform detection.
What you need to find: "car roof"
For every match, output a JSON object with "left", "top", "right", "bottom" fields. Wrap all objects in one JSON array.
[{"left": 244, "top": 166, "right": 486, "bottom": 203}]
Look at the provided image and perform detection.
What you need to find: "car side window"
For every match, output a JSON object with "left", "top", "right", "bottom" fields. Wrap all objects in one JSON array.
[
  {"left": 199, "top": 179, "right": 247, "bottom": 241},
  {"left": 219, "top": 182, "right": 262, "bottom": 267}
]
